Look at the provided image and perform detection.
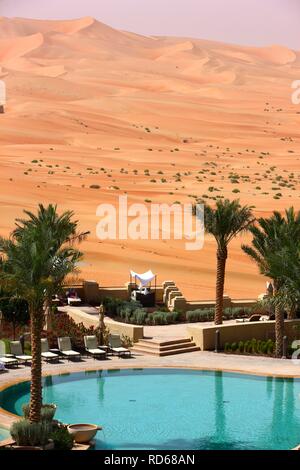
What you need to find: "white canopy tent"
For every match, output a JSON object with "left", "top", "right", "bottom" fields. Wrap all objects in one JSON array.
[{"left": 130, "top": 270, "right": 156, "bottom": 287}]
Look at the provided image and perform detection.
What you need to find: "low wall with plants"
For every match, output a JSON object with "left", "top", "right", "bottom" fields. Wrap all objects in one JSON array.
[
  {"left": 188, "top": 319, "right": 300, "bottom": 351},
  {"left": 103, "top": 298, "right": 255, "bottom": 326}
]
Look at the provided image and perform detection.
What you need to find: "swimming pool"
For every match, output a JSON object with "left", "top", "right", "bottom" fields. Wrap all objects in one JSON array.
[
  {"left": 1, "top": 368, "right": 300, "bottom": 450},
  {"left": 0, "top": 427, "right": 9, "bottom": 442}
]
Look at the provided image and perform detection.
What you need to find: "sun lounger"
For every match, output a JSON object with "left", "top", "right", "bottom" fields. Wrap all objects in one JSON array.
[
  {"left": 10, "top": 341, "right": 32, "bottom": 365},
  {"left": 58, "top": 337, "right": 81, "bottom": 361},
  {"left": 41, "top": 339, "right": 59, "bottom": 363},
  {"left": 0, "top": 357, "right": 18, "bottom": 368},
  {"left": 108, "top": 335, "right": 131, "bottom": 358},
  {"left": 236, "top": 314, "right": 262, "bottom": 323},
  {"left": 84, "top": 335, "right": 106, "bottom": 359}
]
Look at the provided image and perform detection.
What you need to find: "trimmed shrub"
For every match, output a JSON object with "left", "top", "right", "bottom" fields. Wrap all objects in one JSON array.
[
  {"left": 10, "top": 419, "right": 52, "bottom": 447},
  {"left": 22, "top": 403, "right": 56, "bottom": 422},
  {"left": 50, "top": 426, "right": 74, "bottom": 450},
  {"left": 185, "top": 309, "right": 214, "bottom": 322},
  {"left": 153, "top": 312, "right": 167, "bottom": 325}
]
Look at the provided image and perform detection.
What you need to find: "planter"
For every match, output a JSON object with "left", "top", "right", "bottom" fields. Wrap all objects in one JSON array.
[
  {"left": 67, "top": 424, "right": 101, "bottom": 443},
  {"left": 11, "top": 440, "right": 54, "bottom": 450}
]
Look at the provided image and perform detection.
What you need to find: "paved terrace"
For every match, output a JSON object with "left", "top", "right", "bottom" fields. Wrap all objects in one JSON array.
[{"left": 1, "top": 350, "right": 300, "bottom": 430}]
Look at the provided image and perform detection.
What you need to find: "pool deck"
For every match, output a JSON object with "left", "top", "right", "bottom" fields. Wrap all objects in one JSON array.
[{"left": 1, "top": 350, "right": 300, "bottom": 430}]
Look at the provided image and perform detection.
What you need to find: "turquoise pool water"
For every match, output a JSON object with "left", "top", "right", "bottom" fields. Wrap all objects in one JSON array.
[
  {"left": 0, "top": 427, "right": 9, "bottom": 442},
  {"left": 1, "top": 368, "right": 300, "bottom": 450}
]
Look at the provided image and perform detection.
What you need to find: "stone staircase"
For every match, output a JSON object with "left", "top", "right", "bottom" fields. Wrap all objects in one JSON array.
[{"left": 131, "top": 337, "right": 200, "bottom": 357}]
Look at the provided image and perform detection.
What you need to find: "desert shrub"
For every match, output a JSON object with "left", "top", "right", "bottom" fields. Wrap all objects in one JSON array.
[
  {"left": 22, "top": 403, "right": 56, "bottom": 422},
  {"left": 153, "top": 312, "right": 167, "bottom": 325},
  {"left": 49, "top": 313, "right": 97, "bottom": 350},
  {"left": 256, "top": 340, "right": 262, "bottom": 353},
  {"left": 250, "top": 338, "right": 257, "bottom": 354},
  {"left": 121, "top": 335, "right": 134, "bottom": 348},
  {"left": 0, "top": 296, "right": 29, "bottom": 339},
  {"left": 165, "top": 312, "right": 181, "bottom": 324},
  {"left": 50, "top": 425, "right": 74, "bottom": 450},
  {"left": 185, "top": 309, "right": 214, "bottom": 322},
  {"left": 10, "top": 419, "right": 52, "bottom": 447},
  {"left": 267, "top": 340, "right": 275, "bottom": 355},
  {"left": 130, "top": 308, "right": 148, "bottom": 325},
  {"left": 103, "top": 297, "right": 126, "bottom": 316}
]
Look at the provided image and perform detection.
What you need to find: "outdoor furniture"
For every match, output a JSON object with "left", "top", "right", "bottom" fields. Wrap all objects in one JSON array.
[
  {"left": 0, "top": 357, "right": 18, "bottom": 368},
  {"left": 0, "top": 362, "right": 6, "bottom": 372},
  {"left": 10, "top": 341, "right": 32, "bottom": 365},
  {"left": 58, "top": 337, "right": 81, "bottom": 361},
  {"left": 41, "top": 339, "right": 59, "bottom": 363},
  {"left": 84, "top": 336, "right": 107, "bottom": 360},
  {"left": 67, "top": 297, "right": 82, "bottom": 306},
  {"left": 0, "top": 343, "right": 18, "bottom": 368},
  {"left": 236, "top": 314, "right": 262, "bottom": 323},
  {"left": 108, "top": 334, "right": 131, "bottom": 358}
]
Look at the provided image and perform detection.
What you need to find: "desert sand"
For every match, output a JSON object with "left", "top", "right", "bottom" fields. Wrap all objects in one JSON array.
[{"left": 0, "top": 16, "right": 300, "bottom": 300}]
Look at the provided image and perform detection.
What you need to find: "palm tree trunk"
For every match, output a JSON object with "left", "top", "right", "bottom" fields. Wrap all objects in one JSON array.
[
  {"left": 274, "top": 282, "right": 284, "bottom": 358},
  {"left": 215, "top": 247, "right": 227, "bottom": 325},
  {"left": 29, "top": 310, "right": 43, "bottom": 423}
]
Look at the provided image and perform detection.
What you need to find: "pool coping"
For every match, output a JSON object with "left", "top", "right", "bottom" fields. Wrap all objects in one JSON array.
[{"left": 2, "top": 361, "right": 300, "bottom": 433}]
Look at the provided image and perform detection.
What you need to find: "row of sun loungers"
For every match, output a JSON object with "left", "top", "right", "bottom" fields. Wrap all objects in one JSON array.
[{"left": 0, "top": 335, "right": 131, "bottom": 370}]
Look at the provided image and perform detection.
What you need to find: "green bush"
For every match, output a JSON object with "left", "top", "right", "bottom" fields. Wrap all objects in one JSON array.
[
  {"left": 267, "top": 340, "right": 275, "bottom": 355},
  {"left": 131, "top": 308, "right": 148, "bottom": 325},
  {"left": 224, "top": 342, "right": 231, "bottom": 352},
  {"left": 10, "top": 419, "right": 52, "bottom": 447},
  {"left": 231, "top": 342, "right": 238, "bottom": 352},
  {"left": 22, "top": 403, "right": 56, "bottom": 422},
  {"left": 50, "top": 426, "right": 74, "bottom": 450},
  {"left": 103, "top": 297, "right": 126, "bottom": 316},
  {"left": 238, "top": 341, "right": 244, "bottom": 352},
  {"left": 153, "top": 312, "right": 167, "bottom": 325},
  {"left": 185, "top": 309, "right": 214, "bottom": 322},
  {"left": 165, "top": 312, "right": 181, "bottom": 324}
]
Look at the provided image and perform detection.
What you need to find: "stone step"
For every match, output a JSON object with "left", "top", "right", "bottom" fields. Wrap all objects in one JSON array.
[
  {"left": 135, "top": 340, "right": 195, "bottom": 352},
  {"left": 138, "top": 337, "right": 191, "bottom": 347},
  {"left": 132, "top": 345, "right": 200, "bottom": 357}
]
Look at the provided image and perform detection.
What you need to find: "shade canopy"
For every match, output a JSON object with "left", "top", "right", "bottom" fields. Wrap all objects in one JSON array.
[{"left": 130, "top": 270, "right": 156, "bottom": 286}]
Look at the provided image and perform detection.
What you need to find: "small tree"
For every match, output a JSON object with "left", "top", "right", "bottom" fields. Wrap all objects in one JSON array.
[{"left": 0, "top": 297, "right": 29, "bottom": 340}]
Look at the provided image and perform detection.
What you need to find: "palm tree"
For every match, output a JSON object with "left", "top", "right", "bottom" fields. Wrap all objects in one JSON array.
[
  {"left": 0, "top": 204, "right": 86, "bottom": 422},
  {"left": 242, "top": 208, "right": 300, "bottom": 358},
  {"left": 204, "top": 199, "right": 254, "bottom": 325}
]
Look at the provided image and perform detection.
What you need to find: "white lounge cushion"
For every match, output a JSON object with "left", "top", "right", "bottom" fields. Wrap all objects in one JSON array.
[
  {"left": 16, "top": 355, "right": 32, "bottom": 361},
  {"left": 42, "top": 352, "right": 58, "bottom": 359},
  {"left": 111, "top": 347, "right": 130, "bottom": 353},
  {"left": 87, "top": 348, "right": 106, "bottom": 355},
  {"left": 61, "top": 350, "right": 80, "bottom": 356},
  {"left": 0, "top": 357, "right": 18, "bottom": 365}
]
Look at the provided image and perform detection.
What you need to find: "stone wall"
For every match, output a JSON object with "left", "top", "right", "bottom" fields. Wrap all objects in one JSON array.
[{"left": 187, "top": 320, "right": 300, "bottom": 351}]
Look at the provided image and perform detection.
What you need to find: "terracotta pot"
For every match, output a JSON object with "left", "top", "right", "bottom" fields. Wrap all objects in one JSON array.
[{"left": 67, "top": 424, "right": 100, "bottom": 443}]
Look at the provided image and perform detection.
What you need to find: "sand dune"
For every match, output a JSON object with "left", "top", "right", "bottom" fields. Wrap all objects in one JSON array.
[
  {"left": 0, "top": 17, "right": 299, "bottom": 299},
  {"left": 0, "top": 32, "right": 44, "bottom": 62}
]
